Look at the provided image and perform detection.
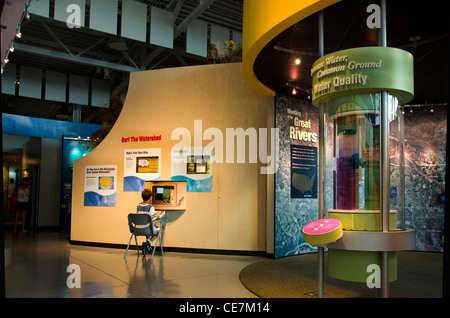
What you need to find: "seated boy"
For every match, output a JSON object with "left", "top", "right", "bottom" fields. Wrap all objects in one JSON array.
[{"left": 137, "top": 189, "right": 165, "bottom": 253}]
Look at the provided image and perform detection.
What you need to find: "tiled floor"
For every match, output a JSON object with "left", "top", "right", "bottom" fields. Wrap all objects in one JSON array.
[{"left": 4, "top": 230, "right": 262, "bottom": 298}]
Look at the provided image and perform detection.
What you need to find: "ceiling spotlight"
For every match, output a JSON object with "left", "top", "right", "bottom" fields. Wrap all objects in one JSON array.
[
  {"left": 103, "top": 68, "right": 111, "bottom": 80},
  {"left": 409, "top": 35, "right": 421, "bottom": 42},
  {"left": 408, "top": 35, "right": 421, "bottom": 48},
  {"left": 55, "top": 105, "right": 71, "bottom": 120},
  {"left": 107, "top": 41, "right": 128, "bottom": 51},
  {"left": 9, "top": 46, "right": 14, "bottom": 52},
  {"left": 292, "top": 88, "right": 297, "bottom": 95},
  {"left": 295, "top": 57, "right": 301, "bottom": 65},
  {"left": 16, "top": 32, "right": 22, "bottom": 38}
]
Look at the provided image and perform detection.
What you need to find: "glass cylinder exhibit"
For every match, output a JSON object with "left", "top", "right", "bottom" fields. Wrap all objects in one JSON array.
[
  {"left": 325, "top": 93, "right": 404, "bottom": 231},
  {"left": 311, "top": 47, "right": 415, "bottom": 283}
]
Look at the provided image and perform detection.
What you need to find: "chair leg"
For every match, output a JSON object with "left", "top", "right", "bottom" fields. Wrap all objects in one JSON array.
[
  {"left": 150, "top": 236, "right": 157, "bottom": 262},
  {"left": 134, "top": 235, "right": 139, "bottom": 257},
  {"left": 124, "top": 234, "right": 134, "bottom": 258},
  {"left": 159, "top": 228, "right": 164, "bottom": 256},
  {"left": 159, "top": 234, "right": 164, "bottom": 257},
  {"left": 150, "top": 233, "right": 163, "bottom": 262}
]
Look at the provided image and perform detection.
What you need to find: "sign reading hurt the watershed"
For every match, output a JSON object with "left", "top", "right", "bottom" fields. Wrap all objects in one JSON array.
[{"left": 291, "top": 144, "right": 317, "bottom": 199}]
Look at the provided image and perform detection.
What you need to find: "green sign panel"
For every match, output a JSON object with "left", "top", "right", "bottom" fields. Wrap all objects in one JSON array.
[{"left": 311, "top": 47, "right": 414, "bottom": 106}]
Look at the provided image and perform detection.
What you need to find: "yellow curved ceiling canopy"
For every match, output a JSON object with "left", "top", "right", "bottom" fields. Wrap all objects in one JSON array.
[{"left": 242, "top": 0, "right": 341, "bottom": 97}]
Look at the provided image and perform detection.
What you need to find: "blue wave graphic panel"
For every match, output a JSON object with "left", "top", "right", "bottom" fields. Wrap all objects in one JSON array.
[
  {"left": 123, "top": 176, "right": 146, "bottom": 192},
  {"left": 84, "top": 192, "right": 116, "bottom": 207},
  {"left": 171, "top": 175, "right": 212, "bottom": 192}
]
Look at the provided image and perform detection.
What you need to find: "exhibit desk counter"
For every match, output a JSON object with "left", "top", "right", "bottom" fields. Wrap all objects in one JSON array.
[{"left": 70, "top": 63, "right": 273, "bottom": 254}]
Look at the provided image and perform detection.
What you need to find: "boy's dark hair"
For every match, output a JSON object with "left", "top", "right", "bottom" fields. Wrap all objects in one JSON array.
[{"left": 141, "top": 189, "right": 153, "bottom": 201}]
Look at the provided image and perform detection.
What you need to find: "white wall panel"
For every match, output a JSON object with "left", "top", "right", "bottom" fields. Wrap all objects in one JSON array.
[
  {"left": 69, "top": 75, "right": 89, "bottom": 105},
  {"left": 150, "top": 7, "right": 173, "bottom": 49},
  {"left": 19, "top": 66, "right": 42, "bottom": 99},
  {"left": 28, "top": 0, "right": 50, "bottom": 17},
  {"left": 90, "top": 0, "right": 118, "bottom": 35},
  {"left": 1, "top": 63, "right": 16, "bottom": 95},
  {"left": 91, "top": 79, "right": 110, "bottom": 107},
  {"left": 186, "top": 20, "right": 208, "bottom": 57},
  {"left": 232, "top": 31, "right": 242, "bottom": 46},
  {"left": 45, "top": 71, "right": 67, "bottom": 102},
  {"left": 54, "top": 0, "right": 85, "bottom": 28},
  {"left": 210, "top": 24, "right": 230, "bottom": 47},
  {"left": 121, "top": 0, "right": 147, "bottom": 42}
]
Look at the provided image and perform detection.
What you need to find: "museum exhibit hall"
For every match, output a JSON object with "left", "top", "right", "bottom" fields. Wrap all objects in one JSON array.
[{"left": 0, "top": 0, "right": 448, "bottom": 304}]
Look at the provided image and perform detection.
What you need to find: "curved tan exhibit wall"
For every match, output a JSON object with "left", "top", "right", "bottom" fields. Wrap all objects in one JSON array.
[{"left": 71, "top": 63, "right": 273, "bottom": 252}]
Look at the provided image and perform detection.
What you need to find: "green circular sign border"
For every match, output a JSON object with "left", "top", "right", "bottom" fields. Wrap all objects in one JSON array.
[{"left": 311, "top": 47, "right": 414, "bottom": 106}]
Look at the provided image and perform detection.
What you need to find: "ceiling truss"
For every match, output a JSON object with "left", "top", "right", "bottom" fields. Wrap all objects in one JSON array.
[{"left": 3, "top": 0, "right": 244, "bottom": 123}]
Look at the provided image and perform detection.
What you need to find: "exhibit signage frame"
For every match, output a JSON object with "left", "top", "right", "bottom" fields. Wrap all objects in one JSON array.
[
  {"left": 123, "top": 148, "right": 162, "bottom": 192},
  {"left": 274, "top": 95, "right": 319, "bottom": 258},
  {"left": 171, "top": 146, "right": 213, "bottom": 192},
  {"left": 84, "top": 165, "right": 117, "bottom": 207}
]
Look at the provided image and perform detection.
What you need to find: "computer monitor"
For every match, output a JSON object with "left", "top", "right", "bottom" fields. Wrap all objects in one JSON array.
[
  {"left": 145, "top": 181, "right": 187, "bottom": 210},
  {"left": 153, "top": 185, "right": 173, "bottom": 202}
]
